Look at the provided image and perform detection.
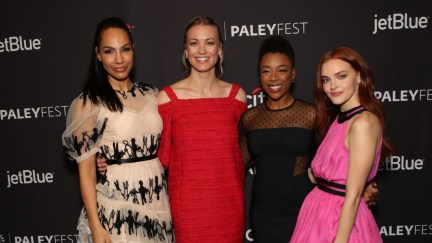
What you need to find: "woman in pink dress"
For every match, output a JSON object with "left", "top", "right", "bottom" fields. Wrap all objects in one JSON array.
[{"left": 290, "top": 47, "right": 393, "bottom": 243}]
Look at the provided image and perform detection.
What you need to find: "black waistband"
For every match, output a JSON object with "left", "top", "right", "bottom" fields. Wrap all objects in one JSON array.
[
  {"left": 106, "top": 154, "right": 158, "bottom": 165},
  {"left": 317, "top": 177, "right": 346, "bottom": 197}
]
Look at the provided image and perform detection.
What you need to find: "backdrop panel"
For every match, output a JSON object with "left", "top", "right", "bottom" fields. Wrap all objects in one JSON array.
[{"left": 0, "top": 1, "right": 430, "bottom": 242}]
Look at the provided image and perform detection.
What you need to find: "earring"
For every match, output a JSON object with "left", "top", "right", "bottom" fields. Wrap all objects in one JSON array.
[
  {"left": 292, "top": 79, "right": 295, "bottom": 83},
  {"left": 185, "top": 51, "right": 188, "bottom": 59}
]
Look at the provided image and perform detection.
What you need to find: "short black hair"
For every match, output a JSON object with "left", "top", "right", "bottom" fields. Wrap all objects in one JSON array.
[{"left": 258, "top": 35, "right": 296, "bottom": 67}]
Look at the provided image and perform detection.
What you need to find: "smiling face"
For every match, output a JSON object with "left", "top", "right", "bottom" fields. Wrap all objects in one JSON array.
[
  {"left": 260, "top": 52, "right": 295, "bottom": 104},
  {"left": 320, "top": 58, "right": 361, "bottom": 111},
  {"left": 96, "top": 27, "right": 133, "bottom": 84},
  {"left": 184, "top": 24, "right": 221, "bottom": 75}
]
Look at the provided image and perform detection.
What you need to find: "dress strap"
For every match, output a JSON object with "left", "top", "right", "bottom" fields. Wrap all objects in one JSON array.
[
  {"left": 162, "top": 86, "right": 178, "bottom": 101},
  {"left": 228, "top": 84, "right": 241, "bottom": 99}
]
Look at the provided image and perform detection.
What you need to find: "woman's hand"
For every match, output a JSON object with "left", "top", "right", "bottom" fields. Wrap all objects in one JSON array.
[
  {"left": 363, "top": 181, "right": 380, "bottom": 207},
  {"left": 91, "top": 225, "right": 111, "bottom": 243},
  {"left": 96, "top": 156, "right": 108, "bottom": 175}
]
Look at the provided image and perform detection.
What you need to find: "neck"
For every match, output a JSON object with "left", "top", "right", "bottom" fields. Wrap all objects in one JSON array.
[
  {"left": 109, "top": 79, "right": 132, "bottom": 91},
  {"left": 267, "top": 95, "right": 295, "bottom": 110},
  {"left": 186, "top": 71, "right": 219, "bottom": 92}
]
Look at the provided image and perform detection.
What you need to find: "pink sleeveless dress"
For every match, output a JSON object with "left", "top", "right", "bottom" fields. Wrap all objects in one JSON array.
[{"left": 290, "top": 112, "right": 383, "bottom": 243}]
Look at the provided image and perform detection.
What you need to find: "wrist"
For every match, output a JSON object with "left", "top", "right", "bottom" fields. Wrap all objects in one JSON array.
[{"left": 89, "top": 219, "right": 102, "bottom": 230}]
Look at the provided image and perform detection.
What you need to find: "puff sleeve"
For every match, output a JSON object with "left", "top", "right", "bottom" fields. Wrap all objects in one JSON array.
[{"left": 62, "top": 96, "right": 106, "bottom": 163}]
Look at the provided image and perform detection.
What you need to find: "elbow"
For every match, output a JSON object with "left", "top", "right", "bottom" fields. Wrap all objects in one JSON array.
[{"left": 345, "top": 190, "right": 363, "bottom": 207}]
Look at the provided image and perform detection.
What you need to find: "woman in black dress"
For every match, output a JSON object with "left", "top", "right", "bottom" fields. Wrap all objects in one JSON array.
[{"left": 239, "top": 36, "right": 316, "bottom": 242}]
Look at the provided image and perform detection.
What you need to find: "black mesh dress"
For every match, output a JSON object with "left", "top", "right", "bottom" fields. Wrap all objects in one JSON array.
[{"left": 239, "top": 99, "right": 316, "bottom": 242}]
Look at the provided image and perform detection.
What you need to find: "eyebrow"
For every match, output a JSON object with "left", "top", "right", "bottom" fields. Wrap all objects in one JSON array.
[
  {"left": 188, "top": 38, "right": 216, "bottom": 41},
  {"left": 101, "top": 43, "right": 132, "bottom": 49},
  {"left": 261, "top": 64, "right": 290, "bottom": 69},
  {"left": 334, "top": 70, "right": 347, "bottom": 75}
]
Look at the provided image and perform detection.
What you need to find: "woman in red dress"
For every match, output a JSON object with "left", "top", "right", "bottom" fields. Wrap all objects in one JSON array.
[{"left": 157, "top": 16, "right": 247, "bottom": 243}]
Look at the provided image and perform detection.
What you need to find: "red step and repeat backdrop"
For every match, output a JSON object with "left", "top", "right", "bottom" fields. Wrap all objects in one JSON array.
[{"left": 0, "top": 1, "right": 431, "bottom": 242}]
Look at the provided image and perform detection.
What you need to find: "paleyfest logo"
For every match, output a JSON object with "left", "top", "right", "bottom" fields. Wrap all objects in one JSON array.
[
  {"left": 10, "top": 234, "right": 78, "bottom": 243},
  {"left": 225, "top": 20, "right": 309, "bottom": 39},
  {"left": 0, "top": 105, "right": 68, "bottom": 121},
  {"left": 374, "top": 89, "right": 432, "bottom": 102}
]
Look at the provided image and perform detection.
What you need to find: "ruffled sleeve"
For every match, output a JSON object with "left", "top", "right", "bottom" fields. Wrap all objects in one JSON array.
[
  {"left": 62, "top": 95, "right": 106, "bottom": 163},
  {"left": 158, "top": 102, "right": 172, "bottom": 169}
]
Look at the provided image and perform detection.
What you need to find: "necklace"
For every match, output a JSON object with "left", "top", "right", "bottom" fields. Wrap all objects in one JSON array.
[{"left": 114, "top": 82, "right": 137, "bottom": 99}]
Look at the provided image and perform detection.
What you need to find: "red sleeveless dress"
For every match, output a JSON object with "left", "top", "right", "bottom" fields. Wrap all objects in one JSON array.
[{"left": 158, "top": 84, "right": 247, "bottom": 243}]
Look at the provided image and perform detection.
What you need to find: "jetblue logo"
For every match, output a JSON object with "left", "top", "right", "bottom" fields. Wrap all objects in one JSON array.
[
  {"left": 379, "top": 156, "right": 424, "bottom": 171},
  {"left": 373, "top": 13, "right": 429, "bottom": 34},
  {"left": 6, "top": 170, "right": 54, "bottom": 188},
  {"left": 0, "top": 36, "right": 42, "bottom": 53}
]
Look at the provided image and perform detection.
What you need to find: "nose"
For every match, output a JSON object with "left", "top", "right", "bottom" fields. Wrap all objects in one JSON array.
[
  {"left": 198, "top": 43, "right": 206, "bottom": 54},
  {"left": 115, "top": 51, "right": 124, "bottom": 63},
  {"left": 270, "top": 71, "right": 278, "bottom": 81},
  {"left": 330, "top": 79, "right": 338, "bottom": 90}
]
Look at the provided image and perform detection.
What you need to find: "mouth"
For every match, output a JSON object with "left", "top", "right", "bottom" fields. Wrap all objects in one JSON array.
[
  {"left": 196, "top": 57, "right": 209, "bottom": 62},
  {"left": 267, "top": 84, "right": 282, "bottom": 91},
  {"left": 113, "top": 67, "right": 128, "bottom": 72},
  {"left": 330, "top": 92, "right": 342, "bottom": 97}
]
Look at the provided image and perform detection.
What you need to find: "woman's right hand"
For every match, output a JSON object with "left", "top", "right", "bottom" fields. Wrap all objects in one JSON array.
[
  {"left": 91, "top": 225, "right": 111, "bottom": 243},
  {"left": 96, "top": 156, "right": 108, "bottom": 175}
]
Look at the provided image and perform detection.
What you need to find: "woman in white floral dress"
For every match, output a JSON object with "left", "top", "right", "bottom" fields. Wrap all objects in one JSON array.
[{"left": 62, "top": 17, "right": 173, "bottom": 243}]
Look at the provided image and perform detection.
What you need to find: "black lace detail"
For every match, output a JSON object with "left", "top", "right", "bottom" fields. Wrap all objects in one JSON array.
[
  {"left": 99, "top": 134, "right": 161, "bottom": 161},
  {"left": 95, "top": 203, "right": 174, "bottom": 241},
  {"left": 63, "top": 118, "right": 108, "bottom": 162},
  {"left": 100, "top": 173, "right": 168, "bottom": 205},
  {"left": 239, "top": 99, "right": 316, "bottom": 175},
  {"left": 116, "top": 82, "right": 155, "bottom": 99},
  {"left": 115, "top": 90, "right": 128, "bottom": 99}
]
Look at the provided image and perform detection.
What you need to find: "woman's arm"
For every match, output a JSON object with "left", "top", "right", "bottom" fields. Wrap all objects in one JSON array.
[
  {"left": 334, "top": 113, "right": 381, "bottom": 243},
  {"left": 238, "top": 115, "right": 252, "bottom": 171},
  {"left": 78, "top": 155, "right": 111, "bottom": 243}
]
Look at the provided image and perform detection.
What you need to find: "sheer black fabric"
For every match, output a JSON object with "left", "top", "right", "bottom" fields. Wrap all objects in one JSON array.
[{"left": 239, "top": 99, "right": 316, "bottom": 242}]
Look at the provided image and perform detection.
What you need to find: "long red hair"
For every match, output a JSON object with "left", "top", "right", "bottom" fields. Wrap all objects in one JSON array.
[{"left": 314, "top": 47, "right": 394, "bottom": 160}]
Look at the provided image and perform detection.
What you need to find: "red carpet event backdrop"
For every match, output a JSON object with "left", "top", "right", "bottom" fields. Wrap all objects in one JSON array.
[{"left": 0, "top": 1, "right": 431, "bottom": 242}]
